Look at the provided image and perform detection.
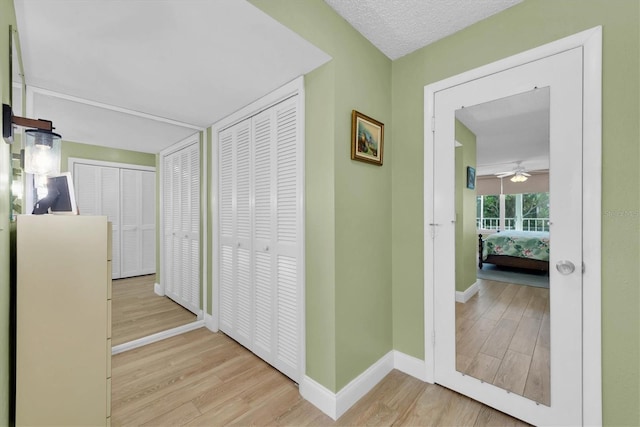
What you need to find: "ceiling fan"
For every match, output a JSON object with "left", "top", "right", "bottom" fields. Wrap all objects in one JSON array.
[{"left": 495, "top": 161, "right": 531, "bottom": 182}]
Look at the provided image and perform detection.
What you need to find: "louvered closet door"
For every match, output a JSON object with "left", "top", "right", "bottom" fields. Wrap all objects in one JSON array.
[
  {"left": 219, "top": 118, "right": 253, "bottom": 348},
  {"left": 74, "top": 164, "right": 121, "bottom": 279},
  {"left": 163, "top": 142, "right": 200, "bottom": 314},
  {"left": 218, "top": 95, "right": 301, "bottom": 382},
  {"left": 120, "top": 169, "right": 140, "bottom": 278},
  {"left": 120, "top": 169, "right": 156, "bottom": 278}
]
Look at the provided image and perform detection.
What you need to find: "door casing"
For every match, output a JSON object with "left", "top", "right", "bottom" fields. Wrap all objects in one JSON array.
[{"left": 423, "top": 27, "right": 602, "bottom": 425}]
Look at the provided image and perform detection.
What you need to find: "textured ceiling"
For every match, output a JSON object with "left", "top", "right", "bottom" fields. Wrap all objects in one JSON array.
[{"left": 324, "top": 0, "right": 523, "bottom": 60}]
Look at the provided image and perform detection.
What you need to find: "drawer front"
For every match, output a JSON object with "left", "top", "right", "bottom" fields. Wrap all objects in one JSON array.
[
  {"left": 107, "top": 299, "right": 112, "bottom": 339},
  {"left": 107, "top": 338, "right": 112, "bottom": 378},
  {"left": 107, "top": 377, "right": 111, "bottom": 418},
  {"left": 107, "top": 261, "right": 113, "bottom": 300}
]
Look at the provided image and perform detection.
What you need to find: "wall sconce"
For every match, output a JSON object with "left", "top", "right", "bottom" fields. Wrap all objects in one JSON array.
[{"left": 3, "top": 103, "right": 62, "bottom": 176}]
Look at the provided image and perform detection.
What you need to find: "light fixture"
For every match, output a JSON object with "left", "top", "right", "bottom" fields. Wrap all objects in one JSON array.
[
  {"left": 510, "top": 172, "right": 528, "bottom": 183},
  {"left": 3, "top": 103, "right": 62, "bottom": 176}
]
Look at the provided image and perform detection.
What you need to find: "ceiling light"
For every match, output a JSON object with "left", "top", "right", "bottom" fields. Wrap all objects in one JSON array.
[{"left": 510, "top": 172, "right": 528, "bottom": 183}]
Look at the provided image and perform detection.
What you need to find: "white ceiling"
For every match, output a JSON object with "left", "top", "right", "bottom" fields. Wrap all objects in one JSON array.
[
  {"left": 324, "top": 0, "right": 523, "bottom": 60},
  {"left": 13, "top": 0, "right": 528, "bottom": 155},
  {"left": 455, "top": 88, "right": 550, "bottom": 176},
  {"left": 14, "top": 0, "right": 331, "bottom": 153}
]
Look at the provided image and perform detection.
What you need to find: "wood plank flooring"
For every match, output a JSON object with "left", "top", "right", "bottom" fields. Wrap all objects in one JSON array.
[
  {"left": 456, "top": 279, "right": 550, "bottom": 406},
  {"left": 112, "top": 274, "right": 197, "bottom": 345},
  {"left": 112, "top": 328, "right": 530, "bottom": 426}
]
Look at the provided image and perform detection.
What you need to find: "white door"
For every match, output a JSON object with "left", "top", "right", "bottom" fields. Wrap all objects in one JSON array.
[
  {"left": 431, "top": 49, "right": 583, "bottom": 425},
  {"left": 217, "top": 95, "right": 302, "bottom": 382},
  {"left": 120, "top": 169, "right": 156, "bottom": 278},
  {"left": 162, "top": 141, "right": 200, "bottom": 314},
  {"left": 74, "top": 164, "right": 121, "bottom": 279}
]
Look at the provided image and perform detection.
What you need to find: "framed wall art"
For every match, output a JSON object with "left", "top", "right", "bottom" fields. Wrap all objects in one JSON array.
[{"left": 351, "top": 110, "right": 384, "bottom": 166}]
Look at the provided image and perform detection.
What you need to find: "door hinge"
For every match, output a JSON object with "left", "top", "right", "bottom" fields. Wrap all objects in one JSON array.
[
  {"left": 431, "top": 117, "right": 435, "bottom": 132},
  {"left": 432, "top": 331, "right": 436, "bottom": 346}
]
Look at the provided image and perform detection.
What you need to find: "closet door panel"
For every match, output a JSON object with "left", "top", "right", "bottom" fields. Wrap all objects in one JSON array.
[
  {"left": 219, "top": 129, "right": 235, "bottom": 330},
  {"left": 73, "top": 164, "right": 121, "bottom": 279},
  {"left": 141, "top": 171, "right": 156, "bottom": 274},
  {"left": 163, "top": 141, "right": 200, "bottom": 314},
  {"left": 100, "top": 167, "right": 121, "bottom": 279},
  {"left": 120, "top": 169, "right": 141, "bottom": 278}
]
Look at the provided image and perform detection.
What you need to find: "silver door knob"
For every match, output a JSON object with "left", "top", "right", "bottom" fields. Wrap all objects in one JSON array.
[{"left": 556, "top": 260, "right": 576, "bottom": 275}]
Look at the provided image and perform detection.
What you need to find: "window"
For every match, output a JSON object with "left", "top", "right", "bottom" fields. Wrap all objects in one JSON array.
[{"left": 477, "top": 192, "right": 549, "bottom": 231}]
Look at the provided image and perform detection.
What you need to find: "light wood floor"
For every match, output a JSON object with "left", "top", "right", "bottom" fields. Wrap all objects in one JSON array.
[
  {"left": 112, "top": 274, "right": 197, "bottom": 346},
  {"left": 112, "top": 328, "right": 529, "bottom": 426},
  {"left": 456, "top": 279, "right": 550, "bottom": 406}
]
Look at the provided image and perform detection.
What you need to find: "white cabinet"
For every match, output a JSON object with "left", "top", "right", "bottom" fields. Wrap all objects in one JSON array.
[
  {"left": 217, "top": 95, "right": 302, "bottom": 382},
  {"left": 73, "top": 161, "right": 155, "bottom": 279},
  {"left": 16, "top": 215, "right": 112, "bottom": 426},
  {"left": 161, "top": 138, "right": 200, "bottom": 314}
]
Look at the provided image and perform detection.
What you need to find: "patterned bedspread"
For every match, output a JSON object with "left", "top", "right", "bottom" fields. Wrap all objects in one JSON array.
[{"left": 482, "top": 230, "right": 550, "bottom": 262}]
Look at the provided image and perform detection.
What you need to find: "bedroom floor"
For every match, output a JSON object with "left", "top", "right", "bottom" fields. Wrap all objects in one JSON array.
[{"left": 456, "top": 278, "right": 550, "bottom": 406}]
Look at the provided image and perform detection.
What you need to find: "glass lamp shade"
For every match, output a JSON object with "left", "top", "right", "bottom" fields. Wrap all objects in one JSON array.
[
  {"left": 24, "top": 129, "right": 62, "bottom": 176},
  {"left": 510, "top": 173, "right": 528, "bottom": 183}
]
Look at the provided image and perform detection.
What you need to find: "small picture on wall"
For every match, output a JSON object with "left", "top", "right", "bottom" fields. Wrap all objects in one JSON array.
[
  {"left": 467, "top": 166, "right": 476, "bottom": 189},
  {"left": 351, "top": 110, "right": 384, "bottom": 166}
]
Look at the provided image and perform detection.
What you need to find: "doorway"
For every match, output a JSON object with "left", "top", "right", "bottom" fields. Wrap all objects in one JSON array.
[{"left": 423, "top": 28, "right": 602, "bottom": 426}]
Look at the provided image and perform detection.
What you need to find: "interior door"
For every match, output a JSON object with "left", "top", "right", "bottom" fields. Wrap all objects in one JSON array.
[{"left": 432, "top": 48, "right": 583, "bottom": 425}]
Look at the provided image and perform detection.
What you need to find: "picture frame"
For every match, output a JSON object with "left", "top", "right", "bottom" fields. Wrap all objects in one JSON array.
[
  {"left": 351, "top": 110, "right": 384, "bottom": 166},
  {"left": 466, "top": 166, "right": 476, "bottom": 189}
]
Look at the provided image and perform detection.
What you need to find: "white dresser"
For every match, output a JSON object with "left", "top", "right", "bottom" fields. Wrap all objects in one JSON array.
[{"left": 16, "top": 215, "right": 112, "bottom": 426}]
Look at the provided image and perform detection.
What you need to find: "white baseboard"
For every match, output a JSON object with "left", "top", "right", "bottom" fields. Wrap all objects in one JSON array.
[
  {"left": 154, "top": 282, "right": 164, "bottom": 296},
  {"left": 393, "top": 350, "right": 428, "bottom": 382},
  {"left": 456, "top": 281, "right": 479, "bottom": 303},
  {"left": 299, "top": 376, "right": 338, "bottom": 420},
  {"left": 300, "top": 351, "right": 396, "bottom": 420},
  {"left": 112, "top": 320, "right": 205, "bottom": 355},
  {"left": 204, "top": 313, "right": 218, "bottom": 332},
  {"left": 336, "top": 351, "right": 394, "bottom": 418}
]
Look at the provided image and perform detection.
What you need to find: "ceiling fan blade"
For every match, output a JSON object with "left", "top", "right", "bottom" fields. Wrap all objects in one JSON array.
[
  {"left": 495, "top": 171, "right": 514, "bottom": 178},
  {"left": 521, "top": 172, "right": 531, "bottom": 176}
]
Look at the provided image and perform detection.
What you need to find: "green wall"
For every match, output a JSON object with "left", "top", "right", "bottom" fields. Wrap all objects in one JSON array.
[
  {"left": 249, "top": 0, "right": 393, "bottom": 392},
  {"left": 455, "top": 120, "right": 477, "bottom": 293},
  {"left": 0, "top": 1, "right": 17, "bottom": 423},
  {"left": 60, "top": 140, "right": 156, "bottom": 172},
  {"left": 391, "top": 1, "right": 639, "bottom": 425}
]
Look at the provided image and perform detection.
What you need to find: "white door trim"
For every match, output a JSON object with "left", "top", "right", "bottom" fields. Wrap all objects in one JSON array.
[
  {"left": 210, "top": 76, "right": 306, "bottom": 382},
  {"left": 68, "top": 157, "right": 156, "bottom": 173},
  {"left": 423, "top": 27, "right": 602, "bottom": 425}
]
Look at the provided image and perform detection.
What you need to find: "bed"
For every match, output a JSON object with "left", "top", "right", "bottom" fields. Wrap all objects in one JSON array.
[{"left": 478, "top": 230, "right": 550, "bottom": 272}]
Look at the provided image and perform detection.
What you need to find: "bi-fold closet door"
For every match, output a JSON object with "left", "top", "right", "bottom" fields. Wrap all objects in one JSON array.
[
  {"left": 73, "top": 163, "right": 156, "bottom": 279},
  {"left": 162, "top": 140, "right": 200, "bottom": 314},
  {"left": 218, "top": 95, "right": 302, "bottom": 383}
]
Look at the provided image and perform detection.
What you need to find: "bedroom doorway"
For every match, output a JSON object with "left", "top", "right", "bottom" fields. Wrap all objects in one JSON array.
[{"left": 424, "top": 28, "right": 602, "bottom": 426}]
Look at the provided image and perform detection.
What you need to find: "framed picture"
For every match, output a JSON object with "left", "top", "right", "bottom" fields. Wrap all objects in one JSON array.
[
  {"left": 351, "top": 110, "right": 384, "bottom": 166},
  {"left": 466, "top": 166, "right": 476, "bottom": 189}
]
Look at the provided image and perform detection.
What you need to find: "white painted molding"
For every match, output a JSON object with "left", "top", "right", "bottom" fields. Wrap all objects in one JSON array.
[
  {"left": 455, "top": 281, "right": 479, "bottom": 303},
  {"left": 154, "top": 282, "right": 164, "bottom": 296},
  {"left": 393, "top": 351, "right": 429, "bottom": 382},
  {"left": 299, "top": 376, "right": 338, "bottom": 420},
  {"left": 204, "top": 313, "right": 218, "bottom": 332},
  {"left": 112, "top": 320, "right": 205, "bottom": 355},
  {"left": 301, "top": 351, "right": 396, "bottom": 420},
  {"left": 335, "top": 352, "right": 394, "bottom": 418},
  {"left": 68, "top": 157, "right": 156, "bottom": 174},
  {"left": 29, "top": 86, "right": 203, "bottom": 131}
]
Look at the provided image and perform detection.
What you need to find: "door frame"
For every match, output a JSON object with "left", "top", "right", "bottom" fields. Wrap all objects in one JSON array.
[
  {"left": 210, "top": 76, "right": 306, "bottom": 382},
  {"left": 423, "top": 27, "right": 602, "bottom": 424}
]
